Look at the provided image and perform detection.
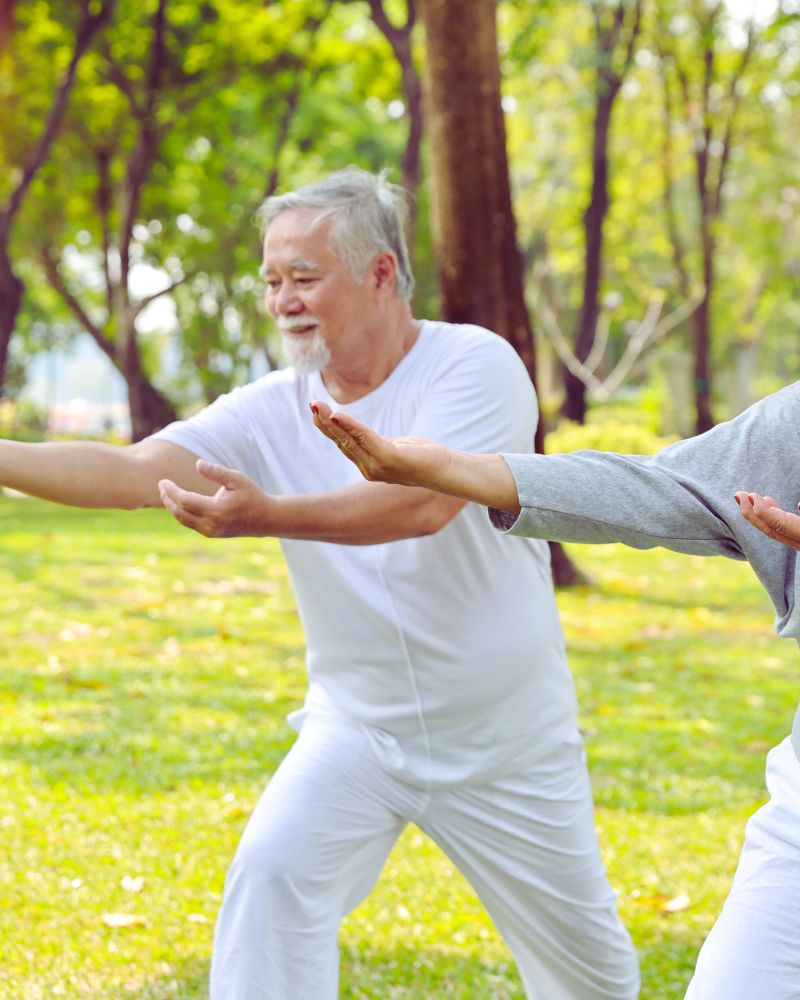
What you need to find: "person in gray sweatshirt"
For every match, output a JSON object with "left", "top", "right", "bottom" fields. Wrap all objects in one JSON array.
[{"left": 310, "top": 383, "right": 800, "bottom": 1000}]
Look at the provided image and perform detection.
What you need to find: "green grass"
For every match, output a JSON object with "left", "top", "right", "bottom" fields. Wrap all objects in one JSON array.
[{"left": 1, "top": 498, "right": 797, "bottom": 998}]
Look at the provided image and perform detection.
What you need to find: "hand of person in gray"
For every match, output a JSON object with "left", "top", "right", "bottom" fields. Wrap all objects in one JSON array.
[
  {"left": 737, "top": 490, "right": 800, "bottom": 551},
  {"left": 313, "top": 387, "right": 800, "bottom": 1000},
  {"left": 0, "top": 169, "right": 639, "bottom": 1000}
]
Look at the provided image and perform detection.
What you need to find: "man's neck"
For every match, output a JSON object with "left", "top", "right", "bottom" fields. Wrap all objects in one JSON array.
[{"left": 321, "top": 309, "right": 421, "bottom": 404}]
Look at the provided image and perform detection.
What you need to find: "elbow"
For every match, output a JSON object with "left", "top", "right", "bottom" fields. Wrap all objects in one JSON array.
[{"left": 413, "top": 496, "right": 466, "bottom": 537}]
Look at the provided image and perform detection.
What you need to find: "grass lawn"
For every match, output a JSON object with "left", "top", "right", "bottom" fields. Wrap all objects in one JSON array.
[{"left": 1, "top": 497, "right": 797, "bottom": 998}]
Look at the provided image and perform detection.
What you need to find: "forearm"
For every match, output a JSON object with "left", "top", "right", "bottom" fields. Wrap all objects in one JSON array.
[
  {"left": 0, "top": 440, "right": 161, "bottom": 508},
  {"left": 0, "top": 438, "right": 211, "bottom": 509},
  {"left": 421, "top": 450, "right": 520, "bottom": 513},
  {"left": 249, "top": 481, "right": 465, "bottom": 544}
]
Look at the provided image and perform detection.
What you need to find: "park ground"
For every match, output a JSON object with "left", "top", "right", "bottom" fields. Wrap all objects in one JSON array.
[{"left": 1, "top": 498, "right": 797, "bottom": 998}]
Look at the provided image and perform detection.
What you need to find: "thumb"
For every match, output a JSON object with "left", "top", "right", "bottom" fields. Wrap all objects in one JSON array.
[{"left": 196, "top": 459, "right": 243, "bottom": 490}]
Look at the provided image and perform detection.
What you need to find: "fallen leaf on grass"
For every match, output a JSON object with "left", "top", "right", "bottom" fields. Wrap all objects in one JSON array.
[
  {"left": 187, "top": 913, "right": 210, "bottom": 924},
  {"left": 633, "top": 893, "right": 690, "bottom": 914},
  {"left": 102, "top": 912, "right": 147, "bottom": 928},
  {"left": 63, "top": 675, "right": 108, "bottom": 690},
  {"left": 121, "top": 875, "right": 145, "bottom": 893}
]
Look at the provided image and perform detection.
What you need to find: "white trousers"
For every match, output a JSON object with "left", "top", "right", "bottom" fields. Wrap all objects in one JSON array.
[
  {"left": 209, "top": 714, "right": 639, "bottom": 1000},
  {"left": 685, "top": 737, "right": 800, "bottom": 999}
]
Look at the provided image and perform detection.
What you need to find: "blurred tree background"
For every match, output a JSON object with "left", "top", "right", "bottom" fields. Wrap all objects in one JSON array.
[{"left": 1, "top": 0, "right": 799, "bottom": 443}]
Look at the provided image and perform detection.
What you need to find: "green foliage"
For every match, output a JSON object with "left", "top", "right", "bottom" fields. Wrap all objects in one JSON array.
[
  {"left": 7, "top": 0, "right": 418, "bottom": 406},
  {"left": 546, "top": 418, "right": 678, "bottom": 456},
  {"left": 3, "top": 0, "right": 800, "bottom": 417},
  {"left": 0, "top": 398, "right": 49, "bottom": 441},
  {"left": 1, "top": 498, "right": 797, "bottom": 997}
]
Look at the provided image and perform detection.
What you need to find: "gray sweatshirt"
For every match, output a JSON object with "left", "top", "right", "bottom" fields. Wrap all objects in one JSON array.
[{"left": 490, "top": 381, "right": 800, "bottom": 759}]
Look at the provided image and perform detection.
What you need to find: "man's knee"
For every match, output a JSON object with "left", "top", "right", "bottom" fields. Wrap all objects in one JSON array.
[{"left": 223, "top": 824, "right": 336, "bottom": 928}]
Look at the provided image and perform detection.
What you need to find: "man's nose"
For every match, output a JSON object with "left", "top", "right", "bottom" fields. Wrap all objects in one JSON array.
[{"left": 274, "top": 282, "right": 303, "bottom": 315}]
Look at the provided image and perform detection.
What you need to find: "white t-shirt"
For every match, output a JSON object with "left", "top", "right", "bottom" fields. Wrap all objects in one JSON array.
[{"left": 154, "top": 321, "right": 578, "bottom": 785}]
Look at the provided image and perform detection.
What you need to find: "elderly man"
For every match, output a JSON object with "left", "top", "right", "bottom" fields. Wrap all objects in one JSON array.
[{"left": 1, "top": 169, "right": 638, "bottom": 1000}]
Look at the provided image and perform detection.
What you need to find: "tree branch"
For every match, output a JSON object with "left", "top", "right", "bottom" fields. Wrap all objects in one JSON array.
[
  {"left": 1, "top": 0, "right": 114, "bottom": 236},
  {"left": 39, "top": 246, "right": 119, "bottom": 365},
  {"left": 712, "top": 21, "right": 756, "bottom": 216},
  {"left": 657, "top": 54, "right": 690, "bottom": 298},
  {"left": 131, "top": 273, "right": 191, "bottom": 320},
  {"left": 118, "top": 0, "right": 167, "bottom": 300},
  {"left": 261, "top": 1, "right": 333, "bottom": 201},
  {"left": 101, "top": 41, "right": 145, "bottom": 118}
]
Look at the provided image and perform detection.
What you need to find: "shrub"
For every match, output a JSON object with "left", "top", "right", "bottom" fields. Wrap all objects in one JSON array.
[{"left": 545, "top": 419, "right": 679, "bottom": 456}]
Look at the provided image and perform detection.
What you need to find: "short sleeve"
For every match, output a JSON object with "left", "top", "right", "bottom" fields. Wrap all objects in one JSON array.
[
  {"left": 150, "top": 383, "right": 264, "bottom": 481},
  {"left": 406, "top": 330, "right": 538, "bottom": 456}
]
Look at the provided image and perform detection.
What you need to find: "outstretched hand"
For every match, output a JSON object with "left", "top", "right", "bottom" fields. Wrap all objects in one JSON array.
[
  {"left": 310, "top": 401, "right": 453, "bottom": 490},
  {"left": 159, "top": 460, "right": 276, "bottom": 538},
  {"left": 310, "top": 401, "right": 521, "bottom": 512},
  {"left": 735, "top": 492, "right": 800, "bottom": 553}
]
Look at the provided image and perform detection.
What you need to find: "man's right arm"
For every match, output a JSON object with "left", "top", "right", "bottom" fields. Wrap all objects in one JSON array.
[{"left": 0, "top": 437, "right": 215, "bottom": 509}]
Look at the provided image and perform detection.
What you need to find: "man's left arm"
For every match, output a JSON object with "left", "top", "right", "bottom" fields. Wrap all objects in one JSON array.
[{"left": 159, "top": 458, "right": 465, "bottom": 543}]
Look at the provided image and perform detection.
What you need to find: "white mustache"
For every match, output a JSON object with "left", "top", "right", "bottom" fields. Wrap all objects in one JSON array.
[{"left": 277, "top": 317, "right": 320, "bottom": 333}]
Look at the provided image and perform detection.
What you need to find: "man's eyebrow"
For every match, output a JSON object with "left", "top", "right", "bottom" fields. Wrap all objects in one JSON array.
[{"left": 259, "top": 259, "right": 320, "bottom": 278}]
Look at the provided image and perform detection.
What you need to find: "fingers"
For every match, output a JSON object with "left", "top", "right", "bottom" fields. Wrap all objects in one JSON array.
[
  {"left": 196, "top": 459, "right": 243, "bottom": 490},
  {"left": 159, "top": 479, "right": 220, "bottom": 535},
  {"left": 309, "top": 401, "right": 381, "bottom": 477},
  {"left": 735, "top": 492, "right": 800, "bottom": 551}
]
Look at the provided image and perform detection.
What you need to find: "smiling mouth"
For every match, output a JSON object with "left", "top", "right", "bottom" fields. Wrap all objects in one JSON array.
[{"left": 280, "top": 322, "right": 319, "bottom": 336}]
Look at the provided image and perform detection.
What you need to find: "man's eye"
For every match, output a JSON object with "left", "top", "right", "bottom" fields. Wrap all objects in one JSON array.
[
  {"left": 295, "top": 277, "right": 316, "bottom": 285},
  {"left": 266, "top": 280, "right": 280, "bottom": 291}
]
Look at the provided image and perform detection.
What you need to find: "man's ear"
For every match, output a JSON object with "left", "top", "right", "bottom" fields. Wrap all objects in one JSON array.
[{"left": 372, "top": 252, "right": 397, "bottom": 294}]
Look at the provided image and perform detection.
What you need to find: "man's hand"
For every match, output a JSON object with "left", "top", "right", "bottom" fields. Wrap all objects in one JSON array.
[
  {"left": 310, "top": 400, "right": 454, "bottom": 490},
  {"left": 159, "top": 460, "right": 278, "bottom": 538},
  {"left": 735, "top": 491, "right": 800, "bottom": 552}
]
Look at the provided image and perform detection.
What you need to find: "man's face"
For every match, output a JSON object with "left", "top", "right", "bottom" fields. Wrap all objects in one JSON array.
[{"left": 262, "top": 209, "right": 373, "bottom": 374}]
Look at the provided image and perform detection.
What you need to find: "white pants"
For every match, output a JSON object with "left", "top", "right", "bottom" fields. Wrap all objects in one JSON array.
[
  {"left": 209, "top": 715, "right": 639, "bottom": 1000},
  {"left": 685, "top": 737, "right": 800, "bottom": 999}
]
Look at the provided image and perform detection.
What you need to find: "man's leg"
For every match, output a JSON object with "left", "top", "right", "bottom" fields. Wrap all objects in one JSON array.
[
  {"left": 684, "top": 736, "right": 800, "bottom": 1000},
  {"left": 209, "top": 716, "right": 414, "bottom": 1000},
  {"left": 419, "top": 739, "right": 639, "bottom": 1000}
]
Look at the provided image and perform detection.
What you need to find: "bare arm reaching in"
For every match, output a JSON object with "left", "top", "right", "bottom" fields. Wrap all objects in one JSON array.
[{"left": 309, "top": 401, "right": 521, "bottom": 513}]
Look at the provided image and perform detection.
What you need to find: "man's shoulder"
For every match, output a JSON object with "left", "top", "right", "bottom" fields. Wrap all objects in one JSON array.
[{"left": 419, "top": 320, "right": 524, "bottom": 364}]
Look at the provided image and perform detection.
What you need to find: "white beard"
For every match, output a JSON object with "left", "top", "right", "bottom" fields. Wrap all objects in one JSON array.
[{"left": 279, "top": 327, "right": 331, "bottom": 374}]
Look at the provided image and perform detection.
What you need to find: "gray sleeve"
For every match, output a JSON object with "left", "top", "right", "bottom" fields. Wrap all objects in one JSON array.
[
  {"left": 489, "top": 383, "right": 800, "bottom": 563},
  {"left": 492, "top": 450, "right": 744, "bottom": 557}
]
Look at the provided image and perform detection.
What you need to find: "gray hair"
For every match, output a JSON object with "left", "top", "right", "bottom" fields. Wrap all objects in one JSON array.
[{"left": 261, "top": 168, "right": 415, "bottom": 301}]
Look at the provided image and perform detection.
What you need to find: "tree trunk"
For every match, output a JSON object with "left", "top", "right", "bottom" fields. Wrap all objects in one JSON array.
[
  {"left": 692, "top": 220, "right": 714, "bottom": 434},
  {"left": 420, "top": 0, "right": 534, "bottom": 371},
  {"left": 419, "top": 0, "right": 583, "bottom": 585},
  {"left": 400, "top": 54, "right": 423, "bottom": 241},
  {"left": 123, "top": 339, "right": 177, "bottom": 441},
  {"left": 561, "top": 93, "right": 614, "bottom": 424},
  {"left": 0, "top": 249, "right": 23, "bottom": 395}
]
